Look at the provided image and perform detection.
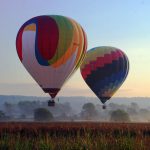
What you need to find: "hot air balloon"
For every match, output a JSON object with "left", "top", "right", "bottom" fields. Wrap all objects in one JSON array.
[
  {"left": 16, "top": 15, "right": 87, "bottom": 106},
  {"left": 80, "top": 46, "right": 129, "bottom": 108}
]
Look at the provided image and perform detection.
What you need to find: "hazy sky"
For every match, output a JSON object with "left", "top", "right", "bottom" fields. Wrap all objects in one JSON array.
[{"left": 0, "top": 0, "right": 150, "bottom": 97}]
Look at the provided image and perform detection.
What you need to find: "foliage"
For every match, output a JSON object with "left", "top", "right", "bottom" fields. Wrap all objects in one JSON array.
[
  {"left": 110, "top": 109, "right": 131, "bottom": 122},
  {"left": 4, "top": 102, "right": 14, "bottom": 115},
  {"left": 0, "top": 111, "right": 5, "bottom": 117},
  {"left": 34, "top": 108, "right": 53, "bottom": 121},
  {"left": 81, "top": 103, "right": 98, "bottom": 120},
  {"left": 18, "top": 101, "right": 38, "bottom": 115},
  {"left": 0, "top": 110, "right": 5, "bottom": 120}
]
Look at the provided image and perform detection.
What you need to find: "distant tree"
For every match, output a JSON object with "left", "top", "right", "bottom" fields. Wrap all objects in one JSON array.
[
  {"left": 18, "top": 101, "right": 38, "bottom": 115},
  {"left": 48, "top": 102, "right": 73, "bottom": 117},
  {"left": 0, "top": 110, "right": 5, "bottom": 118},
  {"left": 110, "top": 109, "right": 130, "bottom": 122},
  {"left": 108, "top": 103, "right": 119, "bottom": 109},
  {"left": 20, "top": 114, "right": 26, "bottom": 119},
  {"left": 139, "top": 108, "right": 149, "bottom": 114},
  {"left": 4, "top": 102, "right": 14, "bottom": 115},
  {"left": 127, "top": 107, "right": 137, "bottom": 115},
  {"left": 58, "top": 112, "right": 69, "bottom": 121},
  {"left": 130, "top": 102, "right": 139, "bottom": 110},
  {"left": 139, "top": 109, "right": 150, "bottom": 121},
  {"left": 127, "top": 103, "right": 140, "bottom": 116},
  {"left": 81, "top": 103, "right": 98, "bottom": 120},
  {"left": 34, "top": 108, "right": 53, "bottom": 121},
  {"left": 0, "top": 110, "right": 7, "bottom": 121}
]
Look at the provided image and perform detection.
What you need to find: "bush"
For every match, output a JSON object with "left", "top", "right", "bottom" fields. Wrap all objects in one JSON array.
[
  {"left": 110, "top": 109, "right": 130, "bottom": 122},
  {"left": 34, "top": 108, "right": 53, "bottom": 122}
]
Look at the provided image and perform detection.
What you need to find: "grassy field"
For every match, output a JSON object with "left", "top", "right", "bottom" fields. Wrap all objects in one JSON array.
[{"left": 0, "top": 122, "right": 150, "bottom": 150}]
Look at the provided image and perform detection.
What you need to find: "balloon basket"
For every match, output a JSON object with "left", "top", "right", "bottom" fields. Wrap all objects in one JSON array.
[
  {"left": 48, "top": 99, "right": 55, "bottom": 107},
  {"left": 102, "top": 104, "right": 106, "bottom": 109}
]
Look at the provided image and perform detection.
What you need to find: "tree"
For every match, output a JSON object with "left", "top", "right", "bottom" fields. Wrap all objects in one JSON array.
[
  {"left": 130, "top": 102, "right": 139, "bottom": 110},
  {"left": 139, "top": 109, "right": 150, "bottom": 121},
  {"left": 4, "top": 102, "right": 14, "bottom": 115},
  {"left": 110, "top": 109, "right": 130, "bottom": 122},
  {"left": 127, "top": 102, "right": 139, "bottom": 115},
  {"left": 81, "top": 103, "right": 98, "bottom": 120},
  {"left": 20, "top": 114, "right": 26, "bottom": 119},
  {"left": 18, "top": 101, "right": 38, "bottom": 115},
  {"left": 0, "top": 110, "right": 7, "bottom": 121},
  {"left": 0, "top": 110, "right": 5, "bottom": 118},
  {"left": 34, "top": 108, "right": 53, "bottom": 121}
]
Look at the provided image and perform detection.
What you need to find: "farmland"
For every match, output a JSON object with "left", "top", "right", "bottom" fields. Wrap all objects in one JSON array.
[{"left": 0, "top": 122, "right": 150, "bottom": 150}]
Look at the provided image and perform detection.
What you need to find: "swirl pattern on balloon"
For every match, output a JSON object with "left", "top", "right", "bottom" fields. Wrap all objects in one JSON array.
[{"left": 16, "top": 15, "right": 87, "bottom": 98}]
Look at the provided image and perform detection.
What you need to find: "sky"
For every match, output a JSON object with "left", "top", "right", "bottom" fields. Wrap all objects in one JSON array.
[{"left": 0, "top": 0, "right": 150, "bottom": 97}]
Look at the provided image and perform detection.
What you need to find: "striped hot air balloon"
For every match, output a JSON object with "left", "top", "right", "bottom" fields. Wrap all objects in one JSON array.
[
  {"left": 16, "top": 15, "right": 87, "bottom": 101},
  {"left": 80, "top": 46, "right": 129, "bottom": 104}
]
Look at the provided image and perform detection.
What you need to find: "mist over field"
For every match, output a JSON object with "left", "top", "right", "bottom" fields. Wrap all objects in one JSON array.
[{"left": 0, "top": 95, "right": 150, "bottom": 122}]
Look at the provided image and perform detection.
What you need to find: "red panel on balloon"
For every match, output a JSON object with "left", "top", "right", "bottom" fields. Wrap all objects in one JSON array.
[
  {"left": 16, "top": 26, "right": 24, "bottom": 61},
  {"left": 37, "top": 16, "right": 59, "bottom": 60}
]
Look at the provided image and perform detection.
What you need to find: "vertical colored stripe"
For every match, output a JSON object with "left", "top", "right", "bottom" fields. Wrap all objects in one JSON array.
[
  {"left": 52, "top": 18, "right": 78, "bottom": 68},
  {"left": 48, "top": 16, "right": 74, "bottom": 65},
  {"left": 37, "top": 16, "right": 59, "bottom": 60},
  {"left": 16, "top": 26, "right": 24, "bottom": 61}
]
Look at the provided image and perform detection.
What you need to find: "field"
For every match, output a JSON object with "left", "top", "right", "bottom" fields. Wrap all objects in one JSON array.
[{"left": 0, "top": 122, "right": 150, "bottom": 150}]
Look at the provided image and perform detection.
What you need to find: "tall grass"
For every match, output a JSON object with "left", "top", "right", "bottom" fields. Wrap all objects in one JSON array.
[{"left": 0, "top": 122, "right": 149, "bottom": 150}]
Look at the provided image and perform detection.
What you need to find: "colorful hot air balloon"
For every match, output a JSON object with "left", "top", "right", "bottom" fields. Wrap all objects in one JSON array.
[
  {"left": 16, "top": 15, "right": 87, "bottom": 105},
  {"left": 80, "top": 46, "right": 129, "bottom": 105}
]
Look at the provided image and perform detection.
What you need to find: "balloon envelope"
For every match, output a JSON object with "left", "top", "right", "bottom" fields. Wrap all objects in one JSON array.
[
  {"left": 80, "top": 46, "right": 129, "bottom": 104},
  {"left": 16, "top": 15, "right": 87, "bottom": 98}
]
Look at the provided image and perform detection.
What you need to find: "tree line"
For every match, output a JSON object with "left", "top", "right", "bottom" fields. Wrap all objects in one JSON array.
[{"left": 0, "top": 100, "right": 150, "bottom": 122}]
